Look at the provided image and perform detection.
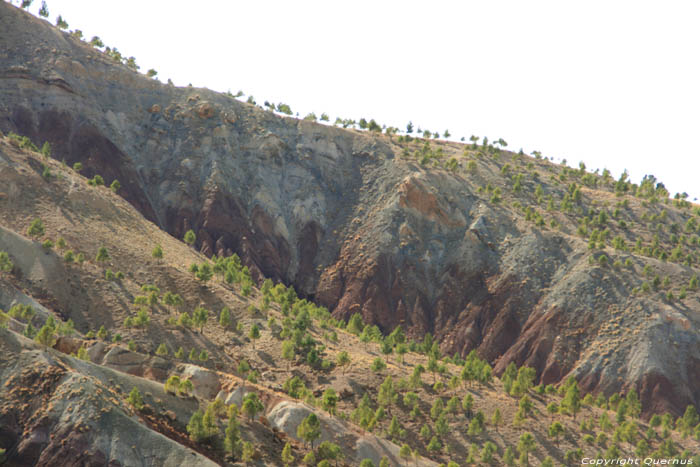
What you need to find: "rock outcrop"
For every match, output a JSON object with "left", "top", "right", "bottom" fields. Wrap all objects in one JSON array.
[{"left": 0, "top": 329, "right": 216, "bottom": 467}]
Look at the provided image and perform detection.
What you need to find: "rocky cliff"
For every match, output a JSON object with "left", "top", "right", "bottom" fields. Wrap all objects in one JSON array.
[{"left": 1, "top": 2, "right": 698, "bottom": 417}]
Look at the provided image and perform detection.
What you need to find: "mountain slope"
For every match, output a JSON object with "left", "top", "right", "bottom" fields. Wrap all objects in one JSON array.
[
  {"left": 0, "top": 119, "right": 699, "bottom": 463},
  {"left": 0, "top": 0, "right": 698, "bottom": 420}
]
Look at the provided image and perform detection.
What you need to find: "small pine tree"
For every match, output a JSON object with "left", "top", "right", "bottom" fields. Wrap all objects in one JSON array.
[
  {"left": 562, "top": 381, "right": 582, "bottom": 419},
  {"left": 481, "top": 441, "right": 497, "bottom": 464},
  {"left": 35, "top": 323, "right": 56, "bottom": 347},
  {"left": 282, "top": 340, "right": 295, "bottom": 370},
  {"left": 27, "top": 218, "right": 45, "bottom": 239},
  {"left": 334, "top": 350, "right": 350, "bottom": 374},
  {"left": 517, "top": 432, "right": 536, "bottom": 466},
  {"left": 151, "top": 244, "right": 163, "bottom": 259},
  {"left": 184, "top": 229, "right": 196, "bottom": 246},
  {"left": 156, "top": 342, "right": 168, "bottom": 356},
  {"left": 219, "top": 307, "right": 231, "bottom": 327},
  {"left": 56, "top": 15, "right": 68, "bottom": 29},
  {"left": 179, "top": 379, "right": 194, "bottom": 396},
  {"left": 242, "top": 393, "right": 264, "bottom": 422},
  {"left": 371, "top": 357, "right": 386, "bottom": 373},
  {"left": 297, "top": 413, "right": 321, "bottom": 449},
  {"left": 76, "top": 346, "right": 89, "bottom": 360},
  {"left": 224, "top": 412, "right": 242, "bottom": 458},
  {"left": 248, "top": 323, "right": 260, "bottom": 349},
  {"left": 548, "top": 421, "right": 564, "bottom": 447},
  {"left": 399, "top": 444, "right": 412, "bottom": 464},
  {"left": 0, "top": 251, "right": 13, "bottom": 273},
  {"left": 128, "top": 387, "right": 144, "bottom": 410},
  {"left": 503, "top": 446, "right": 516, "bottom": 467},
  {"left": 281, "top": 442, "right": 294, "bottom": 466},
  {"left": 427, "top": 435, "right": 441, "bottom": 453},
  {"left": 95, "top": 246, "right": 109, "bottom": 262},
  {"left": 187, "top": 410, "right": 206, "bottom": 442},
  {"left": 491, "top": 408, "right": 503, "bottom": 432}
]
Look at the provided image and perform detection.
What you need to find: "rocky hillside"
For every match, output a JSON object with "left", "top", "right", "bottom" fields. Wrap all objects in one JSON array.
[
  {"left": 0, "top": 0, "right": 698, "bottom": 423},
  {"left": 0, "top": 134, "right": 698, "bottom": 465}
]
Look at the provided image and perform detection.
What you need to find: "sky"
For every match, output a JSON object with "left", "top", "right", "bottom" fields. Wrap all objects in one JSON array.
[{"left": 17, "top": 0, "right": 700, "bottom": 199}]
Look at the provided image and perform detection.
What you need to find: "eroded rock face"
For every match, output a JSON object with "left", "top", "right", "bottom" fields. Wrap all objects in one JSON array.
[
  {"left": 0, "top": 1, "right": 698, "bottom": 416},
  {"left": 0, "top": 329, "right": 215, "bottom": 467}
]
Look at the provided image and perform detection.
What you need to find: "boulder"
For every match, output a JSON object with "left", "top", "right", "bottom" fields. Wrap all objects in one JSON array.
[
  {"left": 266, "top": 401, "right": 349, "bottom": 445},
  {"left": 86, "top": 341, "right": 108, "bottom": 363},
  {"left": 195, "top": 102, "right": 215, "bottom": 119},
  {"left": 355, "top": 435, "right": 438, "bottom": 466},
  {"left": 223, "top": 385, "right": 254, "bottom": 407},
  {"left": 180, "top": 364, "right": 220, "bottom": 400}
]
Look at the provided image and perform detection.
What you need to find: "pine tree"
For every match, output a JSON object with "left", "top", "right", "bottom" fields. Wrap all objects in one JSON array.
[
  {"left": 23, "top": 322, "right": 37, "bottom": 338},
  {"left": 0, "top": 251, "right": 13, "bottom": 273},
  {"left": 56, "top": 15, "right": 68, "bottom": 29},
  {"left": 481, "top": 441, "right": 497, "bottom": 464},
  {"left": 242, "top": 393, "right": 263, "bottom": 422},
  {"left": 156, "top": 342, "right": 168, "bottom": 356},
  {"left": 399, "top": 443, "right": 412, "bottom": 466},
  {"left": 34, "top": 323, "right": 56, "bottom": 347},
  {"left": 248, "top": 323, "right": 260, "bottom": 349},
  {"left": 179, "top": 379, "right": 194, "bottom": 396},
  {"left": 297, "top": 413, "right": 321, "bottom": 450},
  {"left": 128, "top": 387, "right": 144, "bottom": 410},
  {"left": 491, "top": 408, "right": 503, "bottom": 432},
  {"left": 548, "top": 421, "right": 564, "bottom": 447},
  {"left": 281, "top": 442, "right": 294, "bottom": 466},
  {"left": 219, "top": 307, "right": 231, "bottom": 327},
  {"left": 371, "top": 357, "right": 386, "bottom": 373},
  {"left": 378, "top": 375, "right": 396, "bottom": 407},
  {"left": 187, "top": 410, "right": 206, "bottom": 442},
  {"left": 76, "top": 346, "right": 89, "bottom": 360},
  {"left": 562, "top": 382, "right": 582, "bottom": 420},
  {"left": 151, "top": 244, "right": 163, "bottom": 259},
  {"left": 336, "top": 351, "right": 350, "bottom": 375},
  {"left": 322, "top": 388, "right": 338, "bottom": 415},
  {"left": 95, "top": 246, "right": 109, "bottom": 262},
  {"left": 184, "top": 229, "right": 196, "bottom": 246},
  {"left": 517, "top": 432, "right": 536, "bottom": 466},
  {"left": 546, "top": 402, "right": 559, "bottom": 421},
  {"left": 224, "top": 413, "right": 242, "bottom": 458},
  {"left": 192, "top": 307, "right": 208, "bottom": 333},
  {"left": 503, "top": 446, "right": 516, "bottom": 467},
  {"left": 427, "top": 435, "right": 441, "bottom": 453},
  {"left": 39, "top": 1, "right": 49, "bottom": 17},
  {"left": 27, "top": 218, "right": 45, "bottom": 239}
]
